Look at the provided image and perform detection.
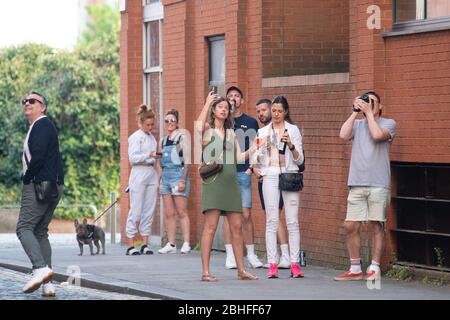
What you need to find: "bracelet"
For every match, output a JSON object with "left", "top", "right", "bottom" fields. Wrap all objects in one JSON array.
[{"left": 289, "top": 145, "right": 295, "bottom": 151}]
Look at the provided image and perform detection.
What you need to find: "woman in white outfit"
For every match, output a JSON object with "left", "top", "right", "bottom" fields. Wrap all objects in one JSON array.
[
  {"left": 256, "top": 96, "right": 305, "bottom": 278},
  {"left": 125, "top": 104, "right": 160, "bottom": 255}
]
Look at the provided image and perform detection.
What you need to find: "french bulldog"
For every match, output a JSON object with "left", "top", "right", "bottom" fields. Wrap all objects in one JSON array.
[{"left": 74, "top": 219, "right": 106, "bottom": 256}]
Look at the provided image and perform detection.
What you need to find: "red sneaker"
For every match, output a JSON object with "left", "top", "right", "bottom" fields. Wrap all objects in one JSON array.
[
  {"left": 290, "top": 263, "right": 304, "bottom": 278},
  {"left": 334, "top": 270, "right": 363, "bottom": 281},
  {"left": 267, "top": 263, "right": 278, "bottom": 279}
]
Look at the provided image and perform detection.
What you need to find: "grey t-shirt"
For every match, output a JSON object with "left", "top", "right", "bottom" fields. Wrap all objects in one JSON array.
[{"left": 348, "top": 118, "right": 396, "bottom": 189}]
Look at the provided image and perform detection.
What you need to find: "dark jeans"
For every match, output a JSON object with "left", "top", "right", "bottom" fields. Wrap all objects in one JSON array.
[{"left": 16, "top": 183, "right": 63, "bottom": 269}]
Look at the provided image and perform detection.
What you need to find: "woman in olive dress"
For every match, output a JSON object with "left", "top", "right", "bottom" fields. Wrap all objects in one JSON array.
[{"left": 196, "top": 91, "right": 258, "bottom": 282}]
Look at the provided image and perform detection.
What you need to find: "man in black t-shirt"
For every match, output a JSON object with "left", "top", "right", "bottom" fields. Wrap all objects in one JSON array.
[{"left": 222, "top": 86, "right": 264, "bottom": 269}]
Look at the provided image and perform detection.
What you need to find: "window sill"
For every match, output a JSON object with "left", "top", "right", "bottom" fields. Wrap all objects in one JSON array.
[
  {"left": 262, "top": 72, "right": 349, "bottom": 88},
  {"left": 383, "top": 17, "right": 450, "bottom": 38}
]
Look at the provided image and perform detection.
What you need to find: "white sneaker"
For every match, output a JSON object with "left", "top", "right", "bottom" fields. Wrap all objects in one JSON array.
[
  {"left": 278, "top": 255, "right": 290, "bottom": 269},
  {"left": 23, "top": 266, "right": 53, "bottom": 294},
  {"left": 42, "top": 282, "right": 56, "bottom": 297},
  {"left": 247, "top": 254, "right": 263, "bottom": 268},
  {"left": 180, "top": 242, "right": 191, "bottom": 254},
  {"left": 225, "top": 255, "right": 237, "bottom": 269},
  {"left": 158, "top": 243, "right": 176, "bottom": 254}
]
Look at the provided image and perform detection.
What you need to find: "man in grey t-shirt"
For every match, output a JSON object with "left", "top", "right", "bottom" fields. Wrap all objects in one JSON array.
[{"left": 334, "top": 91, "right": 396, "bottom": 282}]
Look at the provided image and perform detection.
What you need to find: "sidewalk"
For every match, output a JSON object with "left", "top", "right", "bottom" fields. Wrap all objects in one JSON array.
[{"left": 0, "top": 238, "right": 449, "bottom": 300}]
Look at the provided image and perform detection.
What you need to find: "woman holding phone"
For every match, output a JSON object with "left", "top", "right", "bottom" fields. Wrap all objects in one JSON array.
[
  {"left": 195, "top": 91, "right": 258, "bottom": 282},
  {"left": 157, "top": 109, "right": 192, "bottom": 254},
  {"left": 125, "top": 104, "right": 160, "bottom": 256},
  {"left": 257, "top": 96, "right": 305, "bottom": 279}
]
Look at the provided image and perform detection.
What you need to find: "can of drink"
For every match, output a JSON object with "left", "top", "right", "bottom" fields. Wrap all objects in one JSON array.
[{"left": 299, "top": 250, "right": 306, "bottom": 267}]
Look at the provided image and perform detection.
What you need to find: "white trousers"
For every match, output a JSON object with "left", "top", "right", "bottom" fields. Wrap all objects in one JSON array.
[
  {"left": 126, "top": 184, "right": 158, "bottom": 238},
  {"left": 263, "top": 175, "right": 300, "bottom": 264}
]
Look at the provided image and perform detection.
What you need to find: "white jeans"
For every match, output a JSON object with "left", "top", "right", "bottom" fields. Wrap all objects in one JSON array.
[
  {"left": 126, "top": 184, "right": 158, "bottom": 238},
  {"left": 263, "top": 175, "right": 300, "bottom": 264}
]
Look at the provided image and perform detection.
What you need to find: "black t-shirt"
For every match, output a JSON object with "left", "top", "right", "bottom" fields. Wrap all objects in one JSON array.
[{"left": 233, "top": 113, "right": 259, "bottom": 172}]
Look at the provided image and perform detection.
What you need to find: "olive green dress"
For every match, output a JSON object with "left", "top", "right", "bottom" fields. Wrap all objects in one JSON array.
[{"left": 201, "top": 130, "right": 243, "bottom": 214}]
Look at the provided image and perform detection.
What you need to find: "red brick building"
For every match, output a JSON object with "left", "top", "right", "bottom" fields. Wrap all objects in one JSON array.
[{"left": 119, "top": 0, "right": 450, "bottom": 270}]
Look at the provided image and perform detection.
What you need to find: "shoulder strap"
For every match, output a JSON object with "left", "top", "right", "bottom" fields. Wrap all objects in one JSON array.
[
  {"left": 162, "top": 135, "right": 168, "bottom": 147},
  {"left": 173, "top": 132, "right": 182, "bottom": 145}
]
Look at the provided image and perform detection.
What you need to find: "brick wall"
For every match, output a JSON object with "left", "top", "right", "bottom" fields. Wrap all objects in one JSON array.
[
  {"left": 262, "top": 0, "right": 349, "bottom": 77},
  {"left": 385, "top": 31, "right": 450, "bottom": 164}
]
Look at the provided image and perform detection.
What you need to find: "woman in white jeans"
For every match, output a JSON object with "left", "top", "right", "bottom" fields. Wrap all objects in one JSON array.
[{"left": 255, "top": 96, "right": 305, "bottom": 279}]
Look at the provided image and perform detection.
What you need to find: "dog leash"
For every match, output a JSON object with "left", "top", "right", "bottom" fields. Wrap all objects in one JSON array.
[{"left": 93, "top": 186, "right": 129, "bottom": 223}]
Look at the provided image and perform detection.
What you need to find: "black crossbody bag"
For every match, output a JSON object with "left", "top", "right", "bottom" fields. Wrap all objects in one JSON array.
[
  {"left": 24, "top": 153, "right": 59, "bottom": 202},
  {"left": 274, "top": 125, "right": 304, "bottom": 192}
]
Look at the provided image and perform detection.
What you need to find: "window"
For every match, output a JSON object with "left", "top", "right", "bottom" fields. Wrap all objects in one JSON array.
[
  {"left": 208, "top": 36, "right": 225, "bottom": 97},
  {"left": 395, "top": 0, "right": 450, "bottom": 22},
  {"left": 143, "top": 20, "right": 162, "bottom": 113},
  {"left": 392, "top": 162, "right": 450, "bottom": 270}
]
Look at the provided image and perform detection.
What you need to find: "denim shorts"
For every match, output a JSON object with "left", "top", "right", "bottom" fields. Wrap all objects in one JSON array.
[
  {"left": 237, "top": 171, "right": 252, "bottom": 208},
  {"left": 160, "top": 167, "right": 190, "bottom": 197}
]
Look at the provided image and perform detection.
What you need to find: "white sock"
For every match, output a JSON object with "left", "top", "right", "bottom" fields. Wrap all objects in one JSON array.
[
  {"left": 246, "top": 244, "right": 255, "bottom": 257},
  {"left": 225, "top": 244, "right": 234, "bottom": 258},
  {"left": 350, "top": 258, "right": 362, "bottom": 274},
  {"left": 280, "top": 244, "right": 289, "bottom": 259},
  {"left": 369, "top": 260, "right": 380, "bottom": 273}
]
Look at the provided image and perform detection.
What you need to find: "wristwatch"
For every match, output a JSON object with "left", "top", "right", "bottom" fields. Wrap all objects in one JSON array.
[{"left": 289, "top": 145, "right": 295, "bottom": 151}]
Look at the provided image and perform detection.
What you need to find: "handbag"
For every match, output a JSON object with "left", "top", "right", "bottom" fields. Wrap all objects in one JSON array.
[
  {"left": 34, "top": 180, "right": 59, "bottom": 202},
  {"left": 24, "top": 152, "right": 59, "bottom": 201},
  {"left": 199, "top": 127, "right": 226, "bottom": 182},
  {"left": 279, "top": 172, "right": 303, "bottom": 192},
  {"left": 275, "top": 125, "right": 303, "bottom": 192},
  {"left": 199, "top": 162, "right": 223, "bottom": 180}
]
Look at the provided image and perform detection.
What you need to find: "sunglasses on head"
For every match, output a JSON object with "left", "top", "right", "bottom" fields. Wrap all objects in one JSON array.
[
  {"left": 22, "top": 98, "right": 43, "bottom": 106},
  {"left": 165, "top": 118, "right": 177, "bottom": 124}
]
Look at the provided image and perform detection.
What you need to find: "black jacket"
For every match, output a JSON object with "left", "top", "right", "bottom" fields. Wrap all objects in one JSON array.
[{"left": 23, "top": 117, "right": 64, "bottom": 185}]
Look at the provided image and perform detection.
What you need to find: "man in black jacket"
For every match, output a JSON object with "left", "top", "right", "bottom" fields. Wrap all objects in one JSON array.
[{"left": 16, "top": 91, "right": 64, "bottom": 296}]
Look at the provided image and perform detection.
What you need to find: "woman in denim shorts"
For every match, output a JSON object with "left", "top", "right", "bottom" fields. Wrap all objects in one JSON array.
[{"left": 157, "top": 109, "right": 192, "bottom": 254}]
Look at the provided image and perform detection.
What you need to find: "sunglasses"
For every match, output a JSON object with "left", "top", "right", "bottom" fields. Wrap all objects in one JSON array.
[
  {"left": 22, "top": 98, "right": 43, "bottom": 106},
  {"left": 165, "top": 119, "right": 177, "bottom": 124}
]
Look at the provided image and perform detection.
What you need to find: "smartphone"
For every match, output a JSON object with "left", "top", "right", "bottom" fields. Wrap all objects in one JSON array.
[{"left": 208, "top": 85, "right": 218, "bottom": 94}]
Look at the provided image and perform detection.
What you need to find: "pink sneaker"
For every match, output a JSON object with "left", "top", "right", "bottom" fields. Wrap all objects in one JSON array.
[
  {"left": 267, "top": 263, "right": 278, "bottom": 279},
  {"left": 290, "top": 263, "right": 304, "bottom": 278}
]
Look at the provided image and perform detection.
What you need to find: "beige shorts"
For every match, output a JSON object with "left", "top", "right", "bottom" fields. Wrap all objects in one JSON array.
[{"left": 345, "top": 187, "right": 391, "bottom": 222}]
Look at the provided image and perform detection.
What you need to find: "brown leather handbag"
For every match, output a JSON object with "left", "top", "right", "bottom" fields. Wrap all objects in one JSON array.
[{"left": 199, "top": 162, "right": 223, "bottom": 180}]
